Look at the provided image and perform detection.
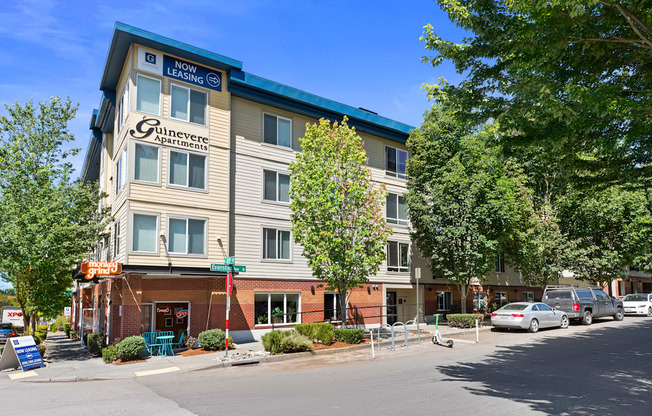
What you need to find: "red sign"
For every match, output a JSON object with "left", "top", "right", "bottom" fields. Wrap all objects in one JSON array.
[
  {"left": 81, "top": 261, "right": 122, "bottom": 280},
  {"left": 7, "top": 312, "right": 22, "bottom": 318},
  {"left": 225, "top": 272, "right": 233, "bottom": 297},
  {"left": 176, "top": 310, "right": 189, "bottom": 318}
]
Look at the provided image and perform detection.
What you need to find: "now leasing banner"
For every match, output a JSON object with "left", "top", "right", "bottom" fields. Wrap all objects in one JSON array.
[{"left": 0, "top": 336, "right": 44, "bottom": 372}]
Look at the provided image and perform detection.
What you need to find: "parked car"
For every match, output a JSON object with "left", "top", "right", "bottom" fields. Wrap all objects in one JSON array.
[
  {"left": 542, "top": 285, "right": 624, "bottom": 325},
  {"left": 491, "top": 302, "right": 569, "bottom": 333},
  {"left": 0, "top": 322, "right": 17, "bottom": 344},
  {"left": 622, "top": 293, "right": 652, "bottom": 316}
]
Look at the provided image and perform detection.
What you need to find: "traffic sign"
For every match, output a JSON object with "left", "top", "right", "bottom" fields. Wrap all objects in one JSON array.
[
  {"left": 224, "top": 256, "right": 235, "bottom": 265},
  {"left": 210, "top": 264, "right": 247, "bottom": 273},
  {"left": 232, "top": 265, "right": 246, "bottom": 272},
  {"left": 225, "top": 272, "right": 233, "bottom": 297}
]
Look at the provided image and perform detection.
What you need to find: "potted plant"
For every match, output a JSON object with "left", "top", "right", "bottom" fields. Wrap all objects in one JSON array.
[
  {"left": 272, "top": 307, "right": 283, "bottom": 323},
  {"left": 257, "top": 313, "right": 268, "bottom": 325}
]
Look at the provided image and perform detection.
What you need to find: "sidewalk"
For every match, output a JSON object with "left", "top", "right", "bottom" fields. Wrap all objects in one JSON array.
[{"left": 1, "top": 324, "right": 489, "bottom": 383}]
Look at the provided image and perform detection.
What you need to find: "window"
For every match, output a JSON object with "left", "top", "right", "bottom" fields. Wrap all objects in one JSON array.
[
  {"left": 168, "top": 217, "right": 206, "bottom": 255},
  {"left": 170, "top": 84, "right": 207, "bottom": 125},
  {"left": 387, "top": 241, "right": 409, "bottom": 272},
  {"left": 473, "top": 292, "right": 487, "bottom": 310},
  {"left": 324, "top": 293, "right": 341, "bottom": 321},
  {"left": 263, "top": 170, "right": 290, "bottom": 203},
  {"left": 523, "top": 292, "right": 534, "bottom": 302},
  {"left": 169, "top": 150, "right": 206, "bottom": 190},
  {"left": 495, "top": 292, "right": 508, "bottom": 306},
  {"left": 263, "top": 228, "right": 291, "bottom": 260},
  {"left": 385, "top": 146, "right": 407, "bottom": 179},
  {"left": 117, "top": 82, "right": 129, "bottom": 132},
  {"left": 115, "top": 148, "right": 127, "bottom": 193},
  {"left": 114, "top": 221, "right": 121, "bottom": 257},
  {"left": 136, "top": 75, "right": 161, "bottom": 115},
  {"left": 132, "top": 213, "right": 158, "bottom": 253},
  {"left": 263, "top": 114, "right": 292, "bottom": 148},
  {"left": 255, "top": 293, "right": 300, "bottom": 325},
  {"left": 538, "top": 303, "right": 552, "bottom": 311},
  {"left": 495, "top": 252, "right": 505, "bottom": 273},
  {"left": 134, "top": 143, "right": 159, "bottom": 183},
  {"left": 386, "top": 193, "right": 408, "bottom": 225},
  {"left": 437, "top": 291, "right": 452, "bottom": 311}
]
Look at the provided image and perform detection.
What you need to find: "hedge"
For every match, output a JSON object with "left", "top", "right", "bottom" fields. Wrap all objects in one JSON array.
[
  {"left": 446, "top": 314, "right": 484, "bottom": 328},
  {"left": 198, "top": 329, "right": 233, "bottom": 351},
  {"left": 69, "top": 330, "right": 78, "bottom": 340},
  {"left": 116, "top": 336, "right": 147, "bottom": 361},
  {"left": 333, "top": 328, "right": 364, "bottom": 344},
  {"left": 261, "top": 329, "right": 313, "bottom": 355},
  {"left": 294, "top": 323, "right": 334, "bottom": 345},
  {"left": 87, "top": 333, "right": 103, "bottom": 355},
  {"left": 102, "top": 345, "right": 117, "bottom": 364}
]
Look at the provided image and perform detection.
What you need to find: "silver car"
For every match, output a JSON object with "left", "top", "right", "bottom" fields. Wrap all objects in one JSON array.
[{"left": 491, "top": 302, "right": 570, "bottom": 333}]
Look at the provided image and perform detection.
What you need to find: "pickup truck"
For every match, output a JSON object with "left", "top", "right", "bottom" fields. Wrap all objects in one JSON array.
[{"left": 542, "top": 285, "right": 624, "bottom": 325}]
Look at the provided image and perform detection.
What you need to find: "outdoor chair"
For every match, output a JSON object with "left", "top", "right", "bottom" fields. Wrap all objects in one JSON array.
[
  {"left": 172, "top": 331, "right": 185, "bottom": 348},
  {"left": 142, "top": 332, "right": 160, "bottom": 356}
]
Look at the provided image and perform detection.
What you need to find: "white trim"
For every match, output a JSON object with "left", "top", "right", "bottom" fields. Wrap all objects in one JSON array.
[
  {"left": 384, "top": 145, "right": 408, "bottom": 179},
  {"left": 253, "top": 292, "right": 301, "bottom": 326},
  {"left": 387, "top": 241, "right": 410, "bottom": 273},
  {"left": 261, "top": 225, "right": 292, "bottom": 262},
  {"left": 437, "top": 291, "right": 453, "bottom": 311},
  {"left": 166, "top": 214, "right": 208, "bottom": 257},
  {"left": 261, "top": 168, "right": 290, "bottom": 204},
  {"left": 152, "top": 301, "right": 191, "bottom": 334},
  {"left": 166, "top": 148, "right": 209, "bottom": 192},
  {"left": 386, "top": 192, "right": 408, "bottom": 226},
  {"left": 128, "top": 210, "right": 161, "bottom": 256},
  {"left": 169, "top": 81, "right": 208, "bottom": 126},
  {"left": 135, "top": 73, "right": 162, "bottom": 116},
  {"left": 262, "top": 112, "right": 293, "bottom": 149},
  {"left": 131, "top": 140, "right": 161, "bottom": 186}
]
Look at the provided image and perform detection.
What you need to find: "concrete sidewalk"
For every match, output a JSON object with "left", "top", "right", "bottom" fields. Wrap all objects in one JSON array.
[{"left": 1, "top": 324, "right": 489, "bottom": 383}]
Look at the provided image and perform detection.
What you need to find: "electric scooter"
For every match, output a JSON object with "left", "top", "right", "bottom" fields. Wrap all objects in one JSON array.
[{"left": 432, "top": 314, "right": 454, "bottom": 348}]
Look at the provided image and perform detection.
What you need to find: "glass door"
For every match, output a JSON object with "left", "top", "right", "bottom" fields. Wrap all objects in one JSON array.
[{"left": 141, "top": 303, "right": 153, "bottom": 333}]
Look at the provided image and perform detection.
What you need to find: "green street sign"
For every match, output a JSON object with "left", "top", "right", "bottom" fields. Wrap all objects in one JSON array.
[
  {"left": 210, "top": 264, "right": 246, "bottom": 273},
  {"left": 232, "top": 265, "right": 246, "bottom": 273},
  {"left": 224, "top": 256, "right": 235, "bottom": 265}
]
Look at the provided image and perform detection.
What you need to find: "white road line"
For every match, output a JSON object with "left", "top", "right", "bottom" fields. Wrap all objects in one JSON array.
[
  {"left": 135, "top": 366, "right": 180, "bottom": 377},
  {"left": 9, "top": 371, "right": 38, "bottom": 380}
]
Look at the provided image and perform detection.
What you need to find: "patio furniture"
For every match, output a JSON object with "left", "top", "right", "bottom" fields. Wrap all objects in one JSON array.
[
  {"left": 156, "top": 333, "right": 175, "bottom": 357},
  {"left": 172, "top": 331, "right": 185, "bottom": 348},
  {"left": 142, "top": 332, "right": 160, "bottom": 356}
]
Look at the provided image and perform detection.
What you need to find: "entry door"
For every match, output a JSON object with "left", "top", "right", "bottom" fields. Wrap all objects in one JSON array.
[
  {"left": 155, "top": 302, "right": 189, "bottom": 338},
  {"left": 141, "top": 304, "right": 153, "bottom": 333},
  {"left": 398, "top": 296, "right": 408, "bottom": 323},
  {"left": 386, "top": 292, "right": 397, "bottom": 325}
]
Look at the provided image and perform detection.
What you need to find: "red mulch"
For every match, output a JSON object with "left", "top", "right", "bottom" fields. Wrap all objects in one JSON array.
[
  {"left": 178, "top": 348, "right": 218, "bottom": 357},
  {"left": 312, "top": 338, "right": 371, "bottom": 350},
  {"left": 113, "top": 358, "right": 147, "bottom": 365}
]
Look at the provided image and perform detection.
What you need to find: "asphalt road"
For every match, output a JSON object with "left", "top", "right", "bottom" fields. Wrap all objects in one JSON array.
[{"left": 2, "top": 317, "right": 651, "bottom": 416}]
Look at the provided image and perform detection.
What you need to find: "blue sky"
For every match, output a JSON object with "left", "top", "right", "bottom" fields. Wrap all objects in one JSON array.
[{"left": 0, "top": 0, "right": 466, "bottom": 176}]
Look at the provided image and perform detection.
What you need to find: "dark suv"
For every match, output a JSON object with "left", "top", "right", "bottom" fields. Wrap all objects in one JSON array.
[
  {"left": 0, "top": 322, "right": 17, "bottom": 344},
  {"left": 542, "top": 285, "right": 624, "bottom": 325}
]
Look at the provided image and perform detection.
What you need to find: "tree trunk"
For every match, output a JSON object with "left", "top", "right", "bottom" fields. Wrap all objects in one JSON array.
[
  {"left": 338, "top": 289, "right": 348, "bottom": 328},
  {"left": 459, "top": 283, "right": 469, "bottom": 314},
  {"left": 20, "top": 306, "right": 30, "bottom": 335},
  {"left": 31, "top": 313, "right": 38, "bottom": 336}
]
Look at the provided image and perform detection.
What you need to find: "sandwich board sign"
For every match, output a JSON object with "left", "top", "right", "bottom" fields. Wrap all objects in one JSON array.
[{"left": 0, "top": 336, "right": 44, "bottom": 371}]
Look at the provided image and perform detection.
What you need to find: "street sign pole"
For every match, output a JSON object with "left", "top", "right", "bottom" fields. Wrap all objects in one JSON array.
[
  {"left": 209, "top": 259, "right": 247, "bottom": 359},
  {"left": 225, "top": 268, "right": 233, "bottom": 359}
]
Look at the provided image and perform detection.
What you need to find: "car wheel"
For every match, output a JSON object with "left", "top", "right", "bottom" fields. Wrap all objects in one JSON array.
[
  {"left": 614, "top": 309, "right": 624, "bottom": 321},
  {"left": 527, "top": 319, "right": 539, "bottom": 333},
  {"left": 560, "top": 315, "right": 569, "bottom": 329},
  {"left": 647, "top": 307, "right": 652, "bottom": 317},
  {"left": 582, "top": 310, "right": 593, "bottom": 325}
]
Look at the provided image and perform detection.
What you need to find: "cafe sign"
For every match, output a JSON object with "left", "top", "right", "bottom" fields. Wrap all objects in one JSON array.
[{"left": 80, "top": 262, "right": 122, "bottom": 280}]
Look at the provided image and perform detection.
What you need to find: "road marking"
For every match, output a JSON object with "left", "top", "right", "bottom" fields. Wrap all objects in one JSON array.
[
  {"left": 135, "top": 366, "right": 180, "bottom": 377},
  {"left": 9, "top": 372, "right": 38, "bottom": 380}
]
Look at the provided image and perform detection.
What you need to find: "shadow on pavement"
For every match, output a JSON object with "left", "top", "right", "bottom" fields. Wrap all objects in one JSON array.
[
  {"left": 45, "top": 332, "right": 93, "bottom": 362},
  {"left": 437, "top": 318, "right": 652, "bottom": 416}
]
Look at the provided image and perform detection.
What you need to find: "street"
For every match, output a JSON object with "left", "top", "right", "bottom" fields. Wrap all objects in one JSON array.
[{"left": 2, "top": 317, "right": 651, "bottom": 416}]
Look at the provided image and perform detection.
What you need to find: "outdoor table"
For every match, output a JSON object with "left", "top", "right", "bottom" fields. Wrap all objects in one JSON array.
[{"left": 156, "top": 335, "right": 175, "bottom": 357}]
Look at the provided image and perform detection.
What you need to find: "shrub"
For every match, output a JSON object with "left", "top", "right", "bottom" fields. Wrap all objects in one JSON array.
[
  {"left": 295, "top": 323, "right": 334, "bottom": 345},
  {"left": 32, "top": 333, "right": 42, "bottom": 345},
  {"left": 63, "top": 322, "right": 71, "bottom": 332},
  {"left": 102, "top": 345, "right": 117, "bottom": 364},
  {"left": 185, "top": 336, "right": 197, "bottom": 350},
  {"left": 87, "top": 333, "right": 103, "bottom": 355},
  {"left": 49, "top": 323, "right": 56, "bottom": 332},
  {"left": 116, "top": 336, "right": 147, "bottom": 361},
  {"left": 69, "top": 330, "right": 78, "bottom": 340},
  {"left": 446, "top": 314, "right": 484, "bottom": 328},
  {"left": 37, "top": 325, "right": 48, "bottom": 332},
  {"left": 261, "top": 329, "right": 313, "bottom": 355},
  {"left": 37, "top": 344, "right": 46, "bottom": 358},
  {"left": 333, "top": 328, "right": 364, "bottom": 344},
  {"left": 198, "top": 329, "right": 233, "bottom": 351},
  {"left": 55, "top": 315, "right": 70, "bottom": 332},
  {"left": 83, "top": 332, "right": 89, "bottom": 345}
]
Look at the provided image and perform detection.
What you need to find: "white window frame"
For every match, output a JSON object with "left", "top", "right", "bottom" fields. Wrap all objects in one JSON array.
[
  {"left": 169, "top": 82, "right": 208, "bottom": 126},
  {"left": 254, "top": 292, "right": 301, "bottom": 326},
  {"left": 115, "top": 147, "right": 127, "bottom": 193},
  {"left": 167, "top": 148, "right": 208, "bottom": 191},
  {"left": 495, "top": 252, "right": 506, "bottom": 273},
  {"left": 262, "top": 169, "right": 290, "bottom": 204},
  {"left": 129, "top": 211, "right": 160, "bottom": 255},
  {"left": 117, "top": 81, "right": 129, "bottom": 133},
  {"left": 131, "top": 141, "right": 161, "bottom": 185},
  {"left": 114, "top": 220, "right": 121, "bottom": 257},
  {"left": 166, "top": 215, "right": 208, "bottom": 257},
  {"left": 262, "top": 227, "right": 292, "bottom": 261},
  {"left": 523, "top": 292, "right": 534, "bottom": 302},
  {"left": 495, "top": 291, "right": 508, "bottom": 306},
  {"left": 324, "top": 293, "right": 341, "bottom": 322},
  {"left": 136, "top": 74, "right": 162, "bottom": 116},
  {"left": 437, "top": 291, "right": 452, "bottom": 311},
  {"left": 385, "top": 146, "right": 408, "bottom": 179},
  {"left": 387, "top": 241, "right": 410, "bottom": 272},
  {"left": 386, "top": 192, "right": 408, "bottom": 226},
  {"left": 262, "top": 113, "right": 292, "bottom": 149}
]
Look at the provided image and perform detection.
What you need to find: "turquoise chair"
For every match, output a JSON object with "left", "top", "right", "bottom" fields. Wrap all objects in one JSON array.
[
  {"left": 142, "top": 332, "right": 160, "bottom": 356},
  {"left": 156, "top": 331, "right": 175, "bottom": 356},
  {"left": 172, "top": 331, "right": 185, "bottom": 348}
]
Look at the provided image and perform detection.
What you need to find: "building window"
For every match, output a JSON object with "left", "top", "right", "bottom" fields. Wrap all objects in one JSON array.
[
  {"left": 437, "top": 291, "right": 452, "bottom": 311},
  {"left": 385, "top": 146, "right": 407, "bottom": 179},
  {"left": 473, "top": 292, "right": 487, "bottom": 310},
  {"left": 263, "top": 228, "right": 291, "bottom": 260},
  {"left": 168, "top": 217, "right": 206, "bottom": 255},
  {"left": 495, "top": 292, "right": 508, "bottom": 306},
  {"left": 136, "top": 75, "right": 161, "bottom": 115},
  {"left": 263, "top": 114, "right": 292, "bottom": 148},
  {"left": 170, "top": 83, "right": 207, "bottom": 125},
  {"left": 134, "top": 143, "right": 159, "bottom": 183},
  {"left": 324, "top": 293, "right": 341, "bottom": 322},
  {"left": 169, "top": 150, "right": 206, "bottom": 190},
  {"left": 115, "top": 148, "right": 127, "bottom": 193},
  {"left": 255, "top": 293, "right": 300, "bottom": 325},
  {"left": 387, "top": 241, "right": 409, "bottom": 272},
  {"left": 495, "top": 252, "right": 505, "bottom": 273},
  {"left": 386, "top": 193, "right": 408, "bottom": 225},
  {"left": 523, "top": 292, "right": 534, "bottom": 302},
  {"left": 114, "top": 221, "right": 121, "bottom": 257},
  {"left": 117, "top": 82, "right": 129, "bottom": 132},
  {"left": 263, "top": 170, "right": 290, "bottom": 203},
  {"left": 132, "top": 213, "right": 158, "bottom": 253}
]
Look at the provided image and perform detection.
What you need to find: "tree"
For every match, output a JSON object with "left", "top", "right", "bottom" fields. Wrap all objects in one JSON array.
[
  {"left": 0, "top": 97, "right": 109, "bottom": 332},
  {"left": 421, "top": 0, "right": 652, "bottom": 186},
  {"left": 289, "top": 117, "right": 389, "bottom": 327},
  {"left": 406, "top": 107, "right": 528, "bottom": 313}
]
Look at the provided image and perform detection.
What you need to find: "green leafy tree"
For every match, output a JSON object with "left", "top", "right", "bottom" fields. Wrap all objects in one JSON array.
[
  {"left": 0, "top": 97, "right": 109, "bottom": 332},
  {"left": 289, "top": 117, "right": 389, "bottom": 327},
  {"left": 406, "top": 107, "right": 528, "bottom": 313},
  {"left": 421, "top": 0, "right": 652, "bottom": 186}
]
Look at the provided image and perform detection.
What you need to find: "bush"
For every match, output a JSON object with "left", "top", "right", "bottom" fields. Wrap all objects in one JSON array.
[
  {"left": 49, "top": 323, "right": 56, "bottom": 332},
  {"left": 333, "top": 328, "right": 364, "bottom": 344},
  {"left": 261, "top": 329, "right": 313, "bottom": 355},
  {"left": 37, "top": 325, "right": 47, "bottom": 332},
  {"left": 87, "top": 333, "right": 103, "bottom": 355},
  {"left": 63, "top": 322, "right": 71, "bottom": 332},
  {"left": 198, "top": 329, "right": 233, "bottom": 351},
  {"left": 116, "top": 336, "right": 147, "bottom": 361},
  {"left": 83, "top": 332, "right": 89, "bottom": 345},
  {"left": 32, "top": 333, "right": 42, "bottom": 345},
  {"left": 37, "top": 344, "right": 46, "bottom": 358},
  {"left": 102, "top": 345, "right": 117, "bottom": 364},
  {"left": 185, "top": 336, "right": 197, "bottom": 350},
  {"left": 446, "top": 314, "right": 484, "bottom": 328},
  {"left": 295, "top": 323, "right": 334, "bottom": 345},
  {"left": 69, "top": 330, "right": 78, "bottom": 340},
  {"left": 55, "top": 315, "right": 70, "bottom": 332}
]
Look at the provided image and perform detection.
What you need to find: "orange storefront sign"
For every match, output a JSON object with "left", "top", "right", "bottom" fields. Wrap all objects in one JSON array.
[{"left": 80, "top": 261, "right": 122, "bottom": 280}]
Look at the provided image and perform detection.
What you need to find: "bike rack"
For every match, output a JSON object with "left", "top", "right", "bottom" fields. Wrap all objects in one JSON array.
[
  {"left": 404, "top": 319, "right": 421, "bottom": 345},
  {"left": 391, "top": 322, "right": 408, "bottom": 350},
  {"left": 376, "top": 323, "right": 392, "bottom": 350}
]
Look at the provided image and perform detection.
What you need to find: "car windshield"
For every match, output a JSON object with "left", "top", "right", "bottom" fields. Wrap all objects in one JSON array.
[
  {"left": 0, "top": 323, "right": 13, "bottom": 330},
  {"left": 623, "top": 295, "right": 647, "bottom": 301},
  {"left": 500, "top": 304, "right": 528, "bottom": 311},
  {"left": 543, "top": 291, "right": 571, "bottom": 300}
]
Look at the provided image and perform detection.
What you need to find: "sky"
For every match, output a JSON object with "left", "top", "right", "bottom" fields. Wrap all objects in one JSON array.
[{"left": 0, "top": 0, "right": 468, "bottom": 177}]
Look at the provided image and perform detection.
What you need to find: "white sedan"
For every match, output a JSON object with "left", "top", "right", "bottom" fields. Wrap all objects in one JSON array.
[
  {"left": 491, "top": 302, "right": 569, "bottom": 333},
  {"left": 622, "top": 293, "right": 652, "bottom": 316}
]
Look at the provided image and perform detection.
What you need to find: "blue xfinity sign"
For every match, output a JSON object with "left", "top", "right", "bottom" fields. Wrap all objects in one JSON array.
[{"left": 163, "top": 55, "right": 222, "bottom": 92}]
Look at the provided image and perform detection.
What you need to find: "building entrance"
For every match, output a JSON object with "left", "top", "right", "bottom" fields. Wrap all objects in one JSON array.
[{"left": 155, "top": 302, "right": 189, "bottom": 338}]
